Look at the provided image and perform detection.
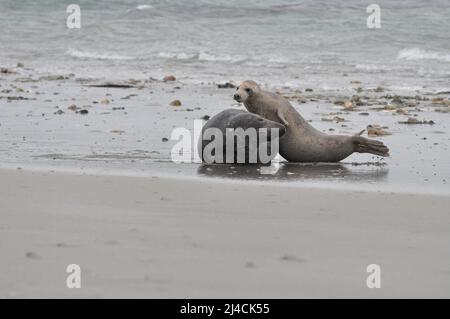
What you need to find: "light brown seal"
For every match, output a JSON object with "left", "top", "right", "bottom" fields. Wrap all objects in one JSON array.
[{"left": 233, "top": 80, "right": 389, "bottom": 162}]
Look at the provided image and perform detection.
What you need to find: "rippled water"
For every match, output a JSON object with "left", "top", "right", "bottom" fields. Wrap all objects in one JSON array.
[{"left": 1, "top": 0, "right": 450, "bottom": 89}]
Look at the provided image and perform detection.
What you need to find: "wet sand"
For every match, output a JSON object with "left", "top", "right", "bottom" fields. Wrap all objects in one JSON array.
[
  {"left": 1, "top": 168, "right": 450, "bottom": 298},
  {"left": 1, "top": 66, "right": 449, "bottom": 194}
]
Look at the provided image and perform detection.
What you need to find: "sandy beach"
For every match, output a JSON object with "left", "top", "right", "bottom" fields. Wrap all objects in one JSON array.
[
  {"left": 1, "top": 63, "right": 449, "bottom": 299},
  {"left": 1, "top": 0, "right": 450, "bottom": 300},
  {"left": 1, "top": 168, "right": 450, "bottom": 298}
]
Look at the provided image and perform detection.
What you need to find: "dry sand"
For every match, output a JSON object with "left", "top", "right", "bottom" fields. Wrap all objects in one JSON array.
[{"left": 1, "top": 168, "right": 449, "bottom": 298}]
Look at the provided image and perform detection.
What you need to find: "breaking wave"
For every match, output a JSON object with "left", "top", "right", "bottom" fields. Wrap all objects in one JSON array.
[
  {"left": 397, "top": 48, "right": 450, "bottom": 63},
  {"left": 65, "top": 49, "right": 135, "bottom": 61}
]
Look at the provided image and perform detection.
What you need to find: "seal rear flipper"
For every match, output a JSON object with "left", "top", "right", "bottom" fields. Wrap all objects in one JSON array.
[{"left": 352, "top": 136, "right": 390, "bottom": 157}]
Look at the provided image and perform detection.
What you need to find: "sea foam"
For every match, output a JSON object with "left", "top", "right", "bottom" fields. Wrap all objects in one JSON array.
[
  {"left": 65, "top": 49, "right": 135, "bottom": 61},
  {"left": 397, "top": 48, "right": 450, "bottom": 63}
]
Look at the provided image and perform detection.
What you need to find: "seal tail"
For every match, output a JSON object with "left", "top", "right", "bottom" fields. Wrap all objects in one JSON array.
[{"left": 352, "top": 136, "right": 390, "bottom": 157}]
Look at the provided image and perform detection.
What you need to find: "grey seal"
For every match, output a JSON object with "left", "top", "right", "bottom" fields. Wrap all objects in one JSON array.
[
  {"left": 198, "top": 109, "right": 286, "bottom": 164},
  {"left": 234, "top": 80, "right": 389, "bottom": 162}
]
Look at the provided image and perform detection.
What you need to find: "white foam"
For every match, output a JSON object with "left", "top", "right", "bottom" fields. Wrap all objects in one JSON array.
[
  {"left": 158, "top": 52, "right": 197, "bottom": 60},
  {"left": 355, "top": 64, "right": 390, "bottom": 71},
  {"left": 65, "top": 48, "right": 135, "bottom": 61},
  {"left": 397, "top": 48, "right": 450, "bottom": 63},
  {"left": 136, "top": 4, "right": 153, "bottom": 10},
  {"left": 158, "top": 50, "right": 247, "bottom": 63},
  {"left": 198, "top": 52, "right": 247, "bottom": 63}
]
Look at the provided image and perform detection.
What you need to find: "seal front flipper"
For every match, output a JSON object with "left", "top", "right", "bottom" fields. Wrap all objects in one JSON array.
[{"left": 276, "top": 109, "right": 289, "bottom": 126}]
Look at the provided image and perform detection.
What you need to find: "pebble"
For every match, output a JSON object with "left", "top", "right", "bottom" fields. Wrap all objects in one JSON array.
[
  {"left": 163, "top": 75, "right": 176, "bottom": 82},
  {"left": 399, "top": 117, "right": 435, "bottom": 125},
  {"left": 217, "top": 82, "right": 236, "bottom": 89},
  {"left": 170, "top": 99, "right": 182, "bottom": 106}
]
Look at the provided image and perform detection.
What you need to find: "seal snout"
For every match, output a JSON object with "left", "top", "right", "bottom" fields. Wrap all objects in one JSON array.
[{"left": 233, "top": 93, "right": 241, "bottom": 102}]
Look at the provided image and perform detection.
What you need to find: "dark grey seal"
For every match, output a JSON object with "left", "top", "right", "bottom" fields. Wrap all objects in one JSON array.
[{"left": 198, "top": 109, "right": 286, "bottom": 164}]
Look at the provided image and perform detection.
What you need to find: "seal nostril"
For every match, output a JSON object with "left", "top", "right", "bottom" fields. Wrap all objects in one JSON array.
[{"left": 234, "top": 94, "right": 240, "bottom": 100}]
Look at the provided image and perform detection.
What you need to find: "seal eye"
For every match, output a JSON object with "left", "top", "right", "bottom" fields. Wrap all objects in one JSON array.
[{"left": 245, "top": 88, "right": 252, "bottom": 94}]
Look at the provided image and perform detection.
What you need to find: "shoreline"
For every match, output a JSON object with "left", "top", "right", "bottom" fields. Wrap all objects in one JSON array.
[
  {"left": 1, "top": 167, "right": 450, "bottom": 298},
  {"left": 1, "top": 162, "right": 449, "bottom": 197}
]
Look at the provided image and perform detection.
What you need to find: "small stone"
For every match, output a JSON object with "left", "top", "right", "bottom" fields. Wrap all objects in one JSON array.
[
  {"left": 398, "top": 117, "right": 435, "bottom": 125},
  {"left": 170, "top": 99, "right": 182, "bottom": 107},
  {"left": 405, "top": 100, "right": 418, "bottom": 107},
  {"left": 162, "top": 137, "right": 169, "bottom": 142},
  {"left": 384, "top": 104, "right": 397, "bottom": 111},
  {"left": 79, "top": 109, "right": 89, "bottom": 115},
  {"left": 0, "top": 67, "right": 14, "bottom": 74},
  {"left": 39, "top": 75, "right": 66, "bottom": 81},
  {"left": 321, "top": 116, "right": 346, "bottom": 123},
  {"left": 25, "top": 252, "right": 39, "bottom": 259},
  {"left": 343, "top": 100, "right": 354, "bottom": 110},
  {"left": 431, "top": 98, "right": 450, "bottom": 106},
  {"left": 391, "top": 97, "right": 404, "bottom": 106},
  {"left": 200, "top": 115, "right": 210, "bottom": 121},
  {"left": 367, "top": 125, "right": 391, "bottom": 137},
  {"left": 333, "top": 116, "right": 346, "bottom": 123},
  {"left": 163, "top": 75, "right": 176, "bottom": 82},
  {"left": 100, "top": 99, "right": 110, "bottom": 105},
  {"left": 245, "top": 262, "right": 256, "bottom": 268},
  {"left": 217, "top": 82, "right": 236, "bottom": 89},
  {"left": 396, "top": 108, "right": 409, "bottom": 115},
  {"left": 280, "top": 255, "right": 305, "bottom": 263}
]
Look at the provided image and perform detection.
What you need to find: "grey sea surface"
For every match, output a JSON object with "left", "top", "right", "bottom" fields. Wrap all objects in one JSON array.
[{"left": 1, "top": 0, "right": 450, "bottom": 90}]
